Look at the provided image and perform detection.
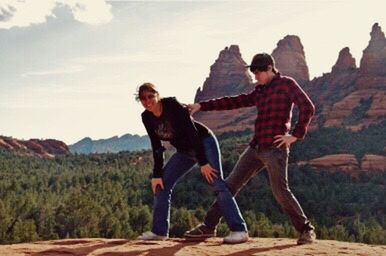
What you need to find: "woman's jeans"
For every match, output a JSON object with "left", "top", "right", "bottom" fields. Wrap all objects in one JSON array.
[{"left": 151, "top": 134, "right": 247, "bottom": 236}]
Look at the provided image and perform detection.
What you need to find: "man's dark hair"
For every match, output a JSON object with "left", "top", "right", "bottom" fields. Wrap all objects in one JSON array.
[{"left": 248, "top": 53, "right": 278, "bottom": 73}]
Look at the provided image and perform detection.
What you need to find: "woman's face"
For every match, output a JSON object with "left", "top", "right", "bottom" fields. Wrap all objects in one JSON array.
[{"left": 139, "top": 90, "right": 159, "bottom": 112}]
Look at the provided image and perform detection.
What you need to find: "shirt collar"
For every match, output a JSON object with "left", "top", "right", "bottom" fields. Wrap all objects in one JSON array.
[{"left": 256, "top": 72, "right": 281, "bottom": 90}]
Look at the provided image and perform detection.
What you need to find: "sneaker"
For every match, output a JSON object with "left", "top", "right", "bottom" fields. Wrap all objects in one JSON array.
[
  {"left": 184, "top": 224, "right": 216, "bottom": 239},
  {"left": 297, "top": 229, "right": 316, "bottom": 245},
  {"left": 223, "top": 231, "right": 249, "bottom": 244},
  {"left": 137, "top": 231, "right": 168, "bottom": 241}
]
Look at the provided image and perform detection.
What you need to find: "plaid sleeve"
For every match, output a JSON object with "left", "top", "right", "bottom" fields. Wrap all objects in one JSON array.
[
  {"left": 287, "top": 79, "right": 315, "bottom": 139},
  {"left": 200, "top": 88, "right": 257, "bottom": 111}
]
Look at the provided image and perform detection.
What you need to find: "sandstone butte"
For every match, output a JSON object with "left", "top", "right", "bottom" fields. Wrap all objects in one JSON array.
[
  {"left": 193, "top": 23, "right": 386, "bottom": 134},
  {"left": 0, "top": 238, "right": 386, "bottom": 256},
  {"left": 192, "top": 22, "right": 386, "bottom": 174}
]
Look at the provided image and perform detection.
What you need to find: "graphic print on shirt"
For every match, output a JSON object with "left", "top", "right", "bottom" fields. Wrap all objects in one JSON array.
[{"left": 154, "top": 120, "right": 174, "bottom": 140}]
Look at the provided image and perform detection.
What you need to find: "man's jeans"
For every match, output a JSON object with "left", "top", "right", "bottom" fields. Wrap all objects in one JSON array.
[
  {"left": 151, "top": 134, "right": 247, "bottom": 236},
  {"left": 203, "top": 146, "right": 314, "bottom": 233}
]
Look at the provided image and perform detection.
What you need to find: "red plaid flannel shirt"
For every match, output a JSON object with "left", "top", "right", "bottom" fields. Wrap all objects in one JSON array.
[{"left": 200, "top": 73, "right": 315, "bottom": 149}]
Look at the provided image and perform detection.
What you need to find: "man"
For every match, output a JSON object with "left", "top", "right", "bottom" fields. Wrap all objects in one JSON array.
[{"left": 185, "top": 53, "right": 316, "bottom": 245}]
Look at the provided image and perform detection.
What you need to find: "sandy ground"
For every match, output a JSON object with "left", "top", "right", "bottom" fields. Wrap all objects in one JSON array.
[{"left": 0, "top": 237, "right": 385, "bottom": 256}]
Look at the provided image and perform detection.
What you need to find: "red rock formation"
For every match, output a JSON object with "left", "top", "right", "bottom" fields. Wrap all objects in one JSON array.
[
  {"left": 1, "top": 238, "right": 386, "bottom": 256},
  {"left": 0, "top": 136, "right": 69, "bottom": 158},
  {"left": 195, "top": 45, "right": 253, "bottom": 102},
  {"left": 298, "top": 154, "right": 386, "bottom": 173},
  {"left": 359, "top": 23, "right": 386, "bottom": 77},
  {"left": 193, "top": 23, "right": 385, "bottom": 138},
  {"left": 271, "top": 35, "right": 310, "bottom": 84},
  {"left": 303, "top": 154, "right": 360, "bottom": 172},
  {"left": 361, "top": 154, "right": 386, "bottom": 171},
  {"left": 40, "top": 139, "right": 69, "bottom": 154},
  {"left": 307, "top": 47, "right": 358, "bottom": 107},
  {"left": 322, "top": 89, "right": 385, "bottom": 131},
  {"left": 194, "top": 45, "right": 255, "bottom": 134},
  {"left": 331, "top": 47, "right": 357, "bottom": 73},
  {"left": 306, "top": 23, "right": 386, "bottom": 130}
]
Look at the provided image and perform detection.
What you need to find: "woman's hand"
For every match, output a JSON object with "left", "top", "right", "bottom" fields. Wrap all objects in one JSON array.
[
  {"left": 200, "top": 164, "right": 218, "bottom": 184},
  {"left": 151, "top": 178, "right": 164, "bottom": 194},
  {"left": 187, "top": 103, "right": 201, "bottom": 115}
]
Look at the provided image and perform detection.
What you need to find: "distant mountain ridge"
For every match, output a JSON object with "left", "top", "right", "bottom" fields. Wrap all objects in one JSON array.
[{"left": 69, "top": 134, "right": 150, "bottom": 154}]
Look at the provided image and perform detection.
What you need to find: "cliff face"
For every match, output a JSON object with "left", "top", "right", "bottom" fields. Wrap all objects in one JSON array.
[
  {"left": 359, "top": 23, "right": 386, "bottom": 77},
  {"left": 192, "top": 23, "right": 385, "bottom": 173},
  {"left": 271, "top": 35, "right": 310, "bottom": 85},
  {"left": 193, "top": 37, "right": 311, "bottom": 134},
  {"left": 193, "top": 45, "right": 256, "bottom": 133},
  {"left": 194, "top": 23, "right": 385, "bottom": 134},
  {"left": 0, "top": 136, "right": 69, "bottom": 158},
  {"left": 307, "top": 23, "right": 386, "bottom": 131},
  {"left": 298, "top": 154, "right": 386, "bottom": 173},
  {"left": 331, "top": 47, "right": 357, "bottom": 73},
  {"left": 195, "top": 45, "right": 253, "bottom": 102}
]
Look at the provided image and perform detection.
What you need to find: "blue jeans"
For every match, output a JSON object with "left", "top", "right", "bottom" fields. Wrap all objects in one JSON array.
[{"left": 151, "top": 134, "right": 247, "bottom": 236}]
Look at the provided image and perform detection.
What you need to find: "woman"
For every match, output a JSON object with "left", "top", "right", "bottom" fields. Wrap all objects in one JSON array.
[{"left": 136, "top": 83, "right": 248, "bottom": 244}]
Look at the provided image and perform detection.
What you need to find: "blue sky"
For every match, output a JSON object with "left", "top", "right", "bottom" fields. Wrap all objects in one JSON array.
[{"left": 0, "top": 0, "right": 385, "bottom": 144}]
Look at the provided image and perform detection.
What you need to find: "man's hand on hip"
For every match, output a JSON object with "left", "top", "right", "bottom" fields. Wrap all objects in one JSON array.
[{"left": 274, "top": 134, "right": 297, "bottom": 148}]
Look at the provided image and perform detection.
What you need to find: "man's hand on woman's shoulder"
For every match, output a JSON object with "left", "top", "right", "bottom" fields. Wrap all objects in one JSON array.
[{"left": 187, "top": 103, "right": 201, "bottom": 114}]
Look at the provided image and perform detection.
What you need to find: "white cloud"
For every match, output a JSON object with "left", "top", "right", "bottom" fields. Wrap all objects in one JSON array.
[
  {"left": 21, "top": 64, "right": 85, "bottom": 77},
  {"left": 57, "top": 0, "right": 112, "bottom": 25},
  {"left": 0, "top": 0, "right": 112, "bottom": 29},
  {"left": 71, "top": 52, "right": 192, "bottom": 65}
]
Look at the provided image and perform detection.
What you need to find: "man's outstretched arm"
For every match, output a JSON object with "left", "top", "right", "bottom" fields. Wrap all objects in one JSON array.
[{"left": 188, "top": 89, "right": 258, "bottom": 114}]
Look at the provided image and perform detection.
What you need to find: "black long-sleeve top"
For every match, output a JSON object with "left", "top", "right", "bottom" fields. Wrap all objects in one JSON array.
[{"left": 141, "top": 97, "right": 211, "bottom": 178}]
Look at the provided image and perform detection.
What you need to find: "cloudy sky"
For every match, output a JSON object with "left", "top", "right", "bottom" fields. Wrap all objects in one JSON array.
[{"left": 0, "top": 0, "right": 385, "bottom": 144}]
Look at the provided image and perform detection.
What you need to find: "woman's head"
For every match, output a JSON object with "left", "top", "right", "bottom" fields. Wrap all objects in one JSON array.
[{"left": 136, "top": 82, "right": 161, "bottom": 112}]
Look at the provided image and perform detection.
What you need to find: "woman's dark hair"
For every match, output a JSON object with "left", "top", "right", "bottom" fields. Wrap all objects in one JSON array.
[{"left": 135, "top": 82, "right": 159, "bottom": 101}]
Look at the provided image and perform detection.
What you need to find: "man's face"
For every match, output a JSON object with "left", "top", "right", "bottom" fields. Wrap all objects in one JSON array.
[
  {"left": 253, "top": 70, "right": 270, "bottom": 84},
  {"left": 252, "top": 65, "right": 273, "bottom": 85}
]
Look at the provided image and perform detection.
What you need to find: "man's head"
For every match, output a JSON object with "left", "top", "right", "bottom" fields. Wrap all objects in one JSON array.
[{"left": 247, "top": 53, "right": 278, "bottom": 85}]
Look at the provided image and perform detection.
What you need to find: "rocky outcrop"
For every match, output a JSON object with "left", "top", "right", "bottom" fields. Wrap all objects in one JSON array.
[
  {"left": 306, "top": 47, "right": 359, "bottom": 129},
  {"left": 0, "top": 136, "right": 69, "bottom": 158},
  {"left": 354, "top": 24, "right": 386, "bottom": 98},
  {"left": 195, "top": 45, "right": 253, "bottom": 102},
  {"left": 331, "top": 47, "right": 357, "bottom": 73},
  {"left": 306, "top": 23, "right": 386, "bottom": 130},
  {"left": 271, "top": 35, "right": 310, "bottom": 84},
  {"left": 193, "top": 23, "right": 385, "bottom": 143},
  {"left": 298, "top": 154, "right": 360, "bottom": 172},
  {"left": 361, "top": 154, "right": 386, "bottom": 171},
  {"left": 321, "top": 89, "right": 385, "bottom": 131},
  {"left": 298, "top": 154, "right": 386, "bottom": 172},
  {"left": 359, "top": 23, "right": 386, "bottom": 77},
  {"left": 1, "top": 238, "right": 385, "bottom": 256},
  {"left": 194, "top": 45, "right": 255, "bottom": 133}
]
